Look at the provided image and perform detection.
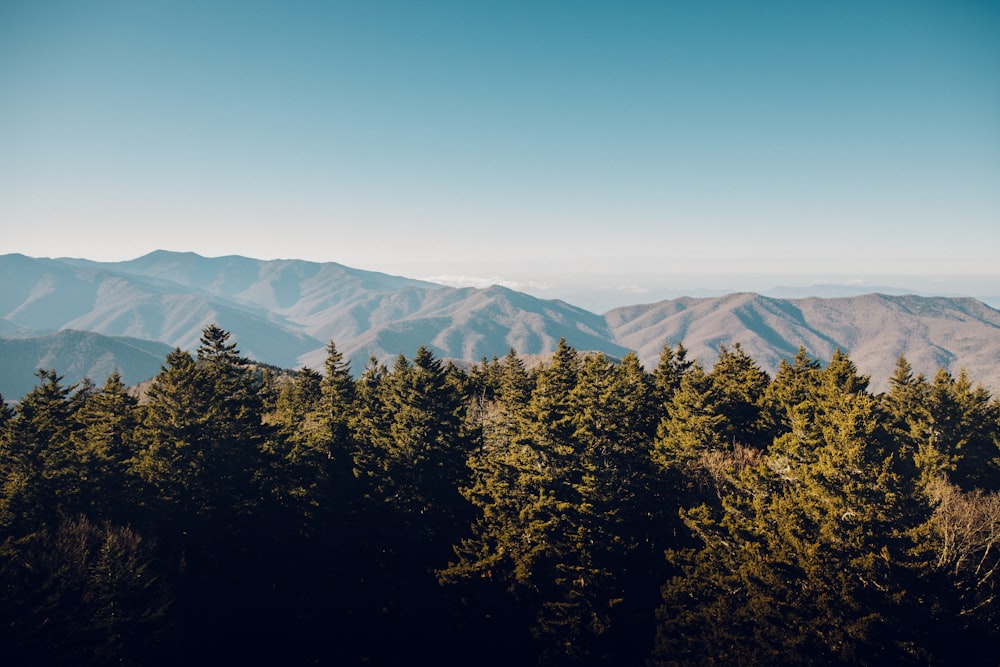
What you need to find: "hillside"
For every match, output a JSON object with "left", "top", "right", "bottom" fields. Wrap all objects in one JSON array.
[
  {"left": 0, "top": 330, "right": 172, "bottom": 399},
  {"left": 3, "top": 252, "right": 1000, "bottom": 397},
  {"left": 606, "top": 292, "right": 1000, "bottom": 392}
]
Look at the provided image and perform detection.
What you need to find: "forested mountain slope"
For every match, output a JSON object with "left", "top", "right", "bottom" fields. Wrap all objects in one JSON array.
[{"left": 3, "top": 252, "right": 1000, "bottom": 397}]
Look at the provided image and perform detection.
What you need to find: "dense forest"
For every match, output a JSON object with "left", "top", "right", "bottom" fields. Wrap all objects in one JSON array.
[{"left": 1, "top": 325, "right": 998, "bottom": 666}]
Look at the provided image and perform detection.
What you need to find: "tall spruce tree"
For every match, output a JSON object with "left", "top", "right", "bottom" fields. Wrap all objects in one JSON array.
[
  {"left": 0, "top": 370, "right": 78, "bottom": 536},
  {"left": 708, "top": 343, "right": 772, "bottom": 449},
  {"left": 68, "top": 371, "right": 139, "bottom": 523},
  {"left": 132, "top": 326, "right": 265, "bottom": 551}
]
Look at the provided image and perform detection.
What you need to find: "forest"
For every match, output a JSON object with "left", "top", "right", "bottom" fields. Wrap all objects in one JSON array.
[{"left": 1, "top": 324, "right": 999, "bottom": 666}]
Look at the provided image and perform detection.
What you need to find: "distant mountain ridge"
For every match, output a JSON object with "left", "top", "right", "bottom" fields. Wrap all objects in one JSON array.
[
  {"left": 3, "top": 251, "right": 1000, "bottom": 398},
  {"left": 0, "top": 330, "right": 172, "bottom": 400}
]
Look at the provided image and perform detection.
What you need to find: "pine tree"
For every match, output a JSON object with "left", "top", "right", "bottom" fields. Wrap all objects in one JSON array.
[
  {"left": 708, "top": 342, "right": 772, "bottom": 449},
  {"left": 652, "top": 363, "right": 726, "bottom": 472},
  {"left": 354, "top": 347, "right": 467, "bottom": 539},
  {"left": 567, "top": 352, "right": 664, "bottom": 663},
  {"left": 68, "top": 371, "right": 140, "bottom": 522},
  {"left": 265, "top": 365, "right": 326, "bottom": 526},
  {"left": 443, "top": 340, "right": 598, "bottom": 662},
  {"left": 946, "top": 372, "right": 1000, "bottom": 491},
  {"left": 0, "top": 393, "right": 12, "bottom": 431},
  {"left": 653, "top": 350, "right": 931, "bottom": 665},
  {"left": 132, "top": 326, "right": 265, "bottom": 542},
  {"left": 0, "top": 370, "right": 78, "bottom": 535}
]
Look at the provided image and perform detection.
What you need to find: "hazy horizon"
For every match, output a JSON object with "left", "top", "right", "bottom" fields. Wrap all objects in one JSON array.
[{"left": 8, "top": 248, "right": 1000, "bottom": 314}]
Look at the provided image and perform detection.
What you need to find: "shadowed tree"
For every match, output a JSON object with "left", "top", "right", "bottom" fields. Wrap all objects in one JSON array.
[
  {"left": 0, "top": 370, "right": 79, "bottom": 536},
  {"left": 0, "top": 515, "right": 170, "bottom": 667},
  {"left": 68, "top": 371, "right": 140, "bottom": 523}
]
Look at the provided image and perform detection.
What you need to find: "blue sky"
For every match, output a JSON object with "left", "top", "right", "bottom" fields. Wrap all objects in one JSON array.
[{"left": 2, "top": 1, "right": 998, "bottom": 310}]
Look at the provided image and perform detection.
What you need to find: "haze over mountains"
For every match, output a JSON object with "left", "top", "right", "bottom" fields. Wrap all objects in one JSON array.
[{"left": 3, "top": 251, "right": 1000, "bottom": 399}]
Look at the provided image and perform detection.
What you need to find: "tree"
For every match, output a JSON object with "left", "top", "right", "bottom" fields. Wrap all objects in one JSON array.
[
  {"left": 652, "top": 341, "right": 693, "bottom": 409},
  {"left": 708, "top": 343, "right": 772, "bottom": 449},
  {"left": 653, "top": 351, "right": 932, "bottom": 665},
  {"left": 925, "top": 479, "right": 1000, "bottom": 656},
  {"left": 566, "top": 352, "right": 665, "bottom": 663},
  {"left": 68, "top": 371, "right": 140, "bottom": 523},
  {"left": 131, "top": 326, "right": 266, "bottom": 558},
  {"left": 0, "top": 392, "right": 14, "bottom": 431},
  {"left": 652, "top": 363, "right": 726, "bottom": 472},
  {"left": 265, "top": 365, "right": 326, "bottom": 527},
  {"left": 354, "top": 347, "right": 467, "bottom": 540},
  {"left": 0, "top": 370, "right": 79, "bottom": 536},
  {"left": 446, "top": 340, "right": 639, "bottom": 663}
]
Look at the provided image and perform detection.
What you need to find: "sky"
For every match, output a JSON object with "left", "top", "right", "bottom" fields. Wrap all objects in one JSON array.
[{"left": 2, "top": 1, "right": 999, "bottom": 311}]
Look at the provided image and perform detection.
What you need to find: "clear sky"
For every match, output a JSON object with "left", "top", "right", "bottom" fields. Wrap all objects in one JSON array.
[{"left": 2, "top": 1, "right": 998, "bottom": 310}]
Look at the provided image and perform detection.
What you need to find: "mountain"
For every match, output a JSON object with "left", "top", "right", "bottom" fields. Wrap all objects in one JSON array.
[
  {"left": 3, "top": 251, "right": 1000, "bottom": 398},
  {"left": 607, "top": 292, "right": 1000, "bottom": 392},
  {"left": 0, "top": 252, "right": 629, "bottom": 396},
  {"left": 0, "top": 330, "right": 172, "bottom": 400}
]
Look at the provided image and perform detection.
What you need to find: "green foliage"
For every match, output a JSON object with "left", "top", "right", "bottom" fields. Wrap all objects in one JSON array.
[
  {"left": 653, "top": 349, "right": 946, "bottom": 665},
  {"left": 708, "top": 343, "right": 772, "bottom": 449},
  {"left": 652, "top": 363, "right": 726, "bottom": 470},
  {"left": 69, "top": 372, "right": 140, "bottom": 522},
  {"left": 3, "top": 327, "right": 1000, "bottom": 665},
  {"left": 0, "top": 370, "right": 79, "bottom": 534},
  {"left": 354, "top": 346, "right": 467, "bottom": 529}
]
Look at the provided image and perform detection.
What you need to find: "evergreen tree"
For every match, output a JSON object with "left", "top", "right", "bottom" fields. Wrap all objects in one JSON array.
[
  {"left": 265, "top": 366, "right": 326, "bottom": 527},
  {"left": 131, "top": 327, "right": 266, "bottom": 558},
  {"left": 652, "top": 363, "right": 726, "bottom": 473},
  {"left": 354, "top": 346, "right": 467, "bottom": 539},
  {"left": 0, "top": 393, "right": 12, "bottom": 431},
  {"left": 944, "top": 371, "right": 1000, "bottom": 491},
  {"left": 652, "top": 341, "right": 693, "bottom": 409},
  {"left": 443, "top": 340, "right": 595, "bottom": 663},
  {"left": 68, "top": 371, "right": 140, "bottom": 523},
  {"left": 567, "top": 352, "right": 664, "bottom": 663},
  {"left": 0, "top": 370, "right": 78, "bottom": 535},
  {"left": 765, "top": 347, "right": 822, "bottom": 429},
  {"left": 653, "top": 350, "right": 931, "bottom": 665},
  {"left": 708, "top": 342, "right": 772, "bottom": 449}
]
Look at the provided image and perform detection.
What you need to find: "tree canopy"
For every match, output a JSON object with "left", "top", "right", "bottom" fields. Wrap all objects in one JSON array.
[{"left": 1, "top": 326, "right": 999, "bottom": 666}]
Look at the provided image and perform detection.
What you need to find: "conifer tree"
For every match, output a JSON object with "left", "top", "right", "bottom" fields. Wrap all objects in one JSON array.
[
  {"left": 69, "top": 371, "right": 139, "bottom": 522},
  {"left": 354, "top": 347, "right": 466, "bottom": 534},
  {"left": 652, "top": 341, "right": 693, "bottom": 408},
  {"left": 266, "top": 366, "right": 326, "bottom": 526},
  {"left": 653, "top": 350, "right": 931, "bottom": 665},
  {"left": 765, "top": 347, "right": 822, "bottom": 429},
  {"left": 132, "top": 326, "right": 265, "bottom": 542},
  {"left": 0, "top": 393, "right": 12, "bottom": 431},
  {"left": 568, "top": 352, "right": 665, "bottom": 663},
  {"left": 443, "top": 340, "right": 597, "bottom": 662},
  {"left": 652, "top": 363, "right": 725, "bottom": 472},
  {"left": 944, "top": 371, "right": 1000, "bottom": 491},
  {"left": 708, "top": 343, "right": 772, "bottom": 449},
  {"left": 0, "top": 370, "right": 78, "bottom": 535}
]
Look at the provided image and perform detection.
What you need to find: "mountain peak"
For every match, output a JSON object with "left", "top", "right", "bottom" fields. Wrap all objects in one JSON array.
[{"left": 4, "top": 252, "right": 1000, "bottom": 397}]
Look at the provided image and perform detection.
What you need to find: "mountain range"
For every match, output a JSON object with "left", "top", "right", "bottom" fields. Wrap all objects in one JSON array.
[{"left": 2, "top": 251, "right": 1000, "bottom": 399}]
